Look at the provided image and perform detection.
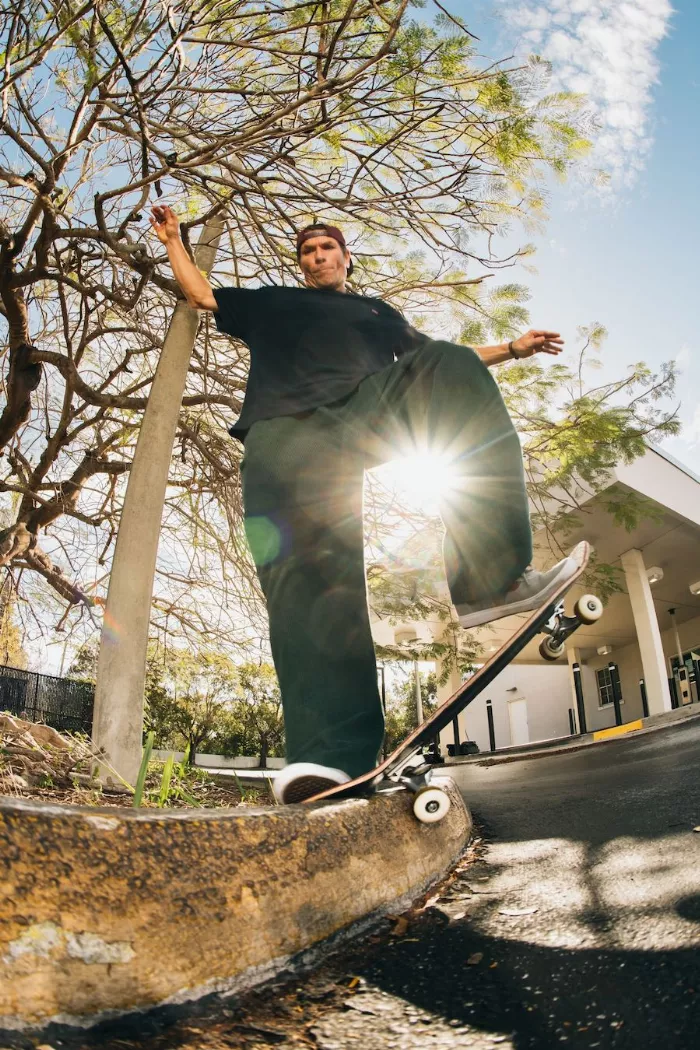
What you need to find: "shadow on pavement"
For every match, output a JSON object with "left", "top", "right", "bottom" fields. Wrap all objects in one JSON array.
[{"left": 352, "top": 909, "right": 700, "bottom": 1048}]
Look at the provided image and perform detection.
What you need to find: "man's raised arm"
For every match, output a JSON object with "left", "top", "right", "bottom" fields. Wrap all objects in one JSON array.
[
  {"left": 150, "top": 205, "right": 218, "bottom": 311},
  {"left": 473, "top": 330, "right": 565, "bottom": 366}
]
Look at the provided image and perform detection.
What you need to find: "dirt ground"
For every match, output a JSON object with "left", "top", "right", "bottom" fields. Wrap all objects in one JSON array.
[{"left": 0, "top": 713, "right": 275, "bottom": 809}]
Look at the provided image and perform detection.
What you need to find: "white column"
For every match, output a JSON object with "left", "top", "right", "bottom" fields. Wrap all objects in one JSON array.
[{"left": 620, "top": 548, "right": 672, "bottom": 715}]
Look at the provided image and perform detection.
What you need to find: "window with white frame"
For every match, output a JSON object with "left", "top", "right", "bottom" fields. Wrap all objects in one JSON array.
[{"left": 596, "top": 666, "right": 621, "bottom": 707}]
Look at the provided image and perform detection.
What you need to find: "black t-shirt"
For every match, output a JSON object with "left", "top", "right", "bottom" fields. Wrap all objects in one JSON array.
[{"left": 213, "top": 284, "right": 429, "bottom": 441}]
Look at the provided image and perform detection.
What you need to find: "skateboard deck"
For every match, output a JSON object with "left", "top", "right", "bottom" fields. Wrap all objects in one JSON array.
[{"left": 304, "top": 540, "right": 600, "bottom": 814}]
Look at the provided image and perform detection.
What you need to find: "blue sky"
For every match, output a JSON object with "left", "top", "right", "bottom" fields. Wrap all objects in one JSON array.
[{"left": 442, "top": 0, "right": 699, "bottom": 471}]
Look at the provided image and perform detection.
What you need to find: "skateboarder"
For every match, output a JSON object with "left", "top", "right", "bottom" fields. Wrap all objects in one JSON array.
[{"left": 150, "top": 207, "right": 584, "bottom": 803}]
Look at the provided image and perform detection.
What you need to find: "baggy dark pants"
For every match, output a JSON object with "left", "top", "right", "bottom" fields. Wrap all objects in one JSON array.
[{"left": 240, "top": 340, "right": 532, "bottom": 778}]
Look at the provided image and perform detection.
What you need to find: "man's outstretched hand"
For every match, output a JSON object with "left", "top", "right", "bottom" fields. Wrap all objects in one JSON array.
[
  {"left": 511, "top": 329, "right": 564, "bottom": 358},
  {"left": 149, "top": 205, "right": 181, "bottom": 244}
]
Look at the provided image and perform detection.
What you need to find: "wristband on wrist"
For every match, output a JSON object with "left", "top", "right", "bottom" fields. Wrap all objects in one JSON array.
[{"left": 508, "top": 341, "right": 520, "bottom": 359}]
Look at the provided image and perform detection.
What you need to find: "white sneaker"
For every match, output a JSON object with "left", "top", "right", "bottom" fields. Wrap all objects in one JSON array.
[
  {"left": 456, "top": 540, "right": 589, "bottom": 631},
  {"left": 272, "top": 762, "right": 351, "bottom": 805}
]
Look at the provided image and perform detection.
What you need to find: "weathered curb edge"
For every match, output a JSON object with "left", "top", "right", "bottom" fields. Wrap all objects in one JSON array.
[{"left": 0, "top": 778, "right": 471, "bottom": 1033}]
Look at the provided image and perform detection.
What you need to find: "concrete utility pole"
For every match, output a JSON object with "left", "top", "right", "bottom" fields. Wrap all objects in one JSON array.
[{"left": 92, "top": 217, "right": 224, "bottom": 786}]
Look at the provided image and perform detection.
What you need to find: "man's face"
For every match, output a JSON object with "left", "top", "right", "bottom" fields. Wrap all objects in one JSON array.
[{"left": 298, "top": 234, "right": 351, "bottom": 291}]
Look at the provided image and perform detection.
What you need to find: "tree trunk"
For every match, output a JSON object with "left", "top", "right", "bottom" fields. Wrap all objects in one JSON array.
[{"left": 259, "top": 735, "right": 268, "bottom": 770}]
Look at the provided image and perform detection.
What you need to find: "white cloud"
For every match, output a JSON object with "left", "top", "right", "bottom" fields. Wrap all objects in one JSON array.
[
  {"left": 662, "top": 348, "right": 699, "bottom": 465},
  {"left": 686, "top": 402, "right": 700, "bottom": 449},
  {"left": 675, "top": 344, "right": 691, "bottom": 371},
  {"left": 498, "top": 1, "right": 674, "bottom": 193}
]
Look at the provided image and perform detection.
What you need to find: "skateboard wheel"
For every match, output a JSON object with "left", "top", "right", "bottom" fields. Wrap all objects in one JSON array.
[
  {"left": 413, "top": 787, "right": 451, "bottom": 824},
  {"left": 539, "top": 636, "right": 565, "bottom": 662},
  {"left": 574, "top": 593, "right": 603, "bottom": 625}
]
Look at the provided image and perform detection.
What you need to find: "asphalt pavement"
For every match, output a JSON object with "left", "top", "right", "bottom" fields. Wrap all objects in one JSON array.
[
  {"left": 6, "top": 718, "right": 700, "bottom": 1050},
  {"left": 297, "top": 718, "right": 700, "bottom": 1049}
]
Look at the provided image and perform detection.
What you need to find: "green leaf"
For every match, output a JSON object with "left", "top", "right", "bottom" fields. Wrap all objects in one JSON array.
[
  {"left": 133, "top": 731, "right": 155, "bottom": 808},
  {"left": 157, "top": 754, "right": 175, "bottom": 807}
]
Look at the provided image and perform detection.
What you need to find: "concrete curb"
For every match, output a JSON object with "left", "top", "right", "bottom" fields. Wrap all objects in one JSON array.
[
  {"left": 0, "top": 778, "right": 471, "bottom": 1033},
  {"left": 447, "top": 706, "right": 700, "bottom": 768}
]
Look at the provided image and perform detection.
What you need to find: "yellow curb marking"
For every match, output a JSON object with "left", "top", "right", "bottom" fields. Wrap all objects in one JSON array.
[{"left": 593, "top": 719, "right": 644, "bottom": 741}]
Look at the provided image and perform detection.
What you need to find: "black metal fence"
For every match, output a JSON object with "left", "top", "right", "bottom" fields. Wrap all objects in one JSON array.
[{"left": 0, "top": 663, "right": 94, "bottom": 734}]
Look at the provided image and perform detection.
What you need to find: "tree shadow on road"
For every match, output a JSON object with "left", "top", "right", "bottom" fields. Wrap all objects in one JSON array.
[{"left": 351, "top": 904, "right": 700, "bottom": 1048}]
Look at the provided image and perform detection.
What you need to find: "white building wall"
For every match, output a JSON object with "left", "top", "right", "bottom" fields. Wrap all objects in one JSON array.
[
  {"left": 666, "top": 613, "right": 700, "bottom": 663},
  {"left": 582, "top": 611, "right": 700, "bottom": 729},
  {"left": 440, "top": 662, "right": 572, "bottom": 753},
  {"left": 380, "top": 608, "right": 700, "bottom": 755},
  {"left": 439, "top": 610, "right": 700, "bottom": 754},
  {"left": 586, "top": 647, "right": 644, "bottom": 728}
]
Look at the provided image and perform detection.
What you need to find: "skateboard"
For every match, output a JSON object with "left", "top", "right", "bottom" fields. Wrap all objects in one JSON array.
[{"left": 304, "top": 541, "right": 601, "bottom": 822}]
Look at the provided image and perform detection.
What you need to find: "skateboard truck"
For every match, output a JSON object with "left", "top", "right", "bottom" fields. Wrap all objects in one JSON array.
[
  {"left": 380, "top": 762, "right": 453, "bottom": 824},
  {"left": 397, "top": 762, "right": 433, "bottom": 792},
  {"left": 538, "top": 594, "right": 603, "bottom": 662}
]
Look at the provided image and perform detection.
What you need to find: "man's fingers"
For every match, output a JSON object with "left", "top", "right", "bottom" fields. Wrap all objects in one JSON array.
[
  {"left": 513, "top": 329, "right": 565, "bottom": 357},
  {"left": 532, "top": 332, "right": 564, "bottom": 346}
]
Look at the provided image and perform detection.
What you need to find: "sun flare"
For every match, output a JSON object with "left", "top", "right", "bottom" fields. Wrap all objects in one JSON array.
[{"left": 376, "top": 451, "right": 459, "bottom": 515}]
